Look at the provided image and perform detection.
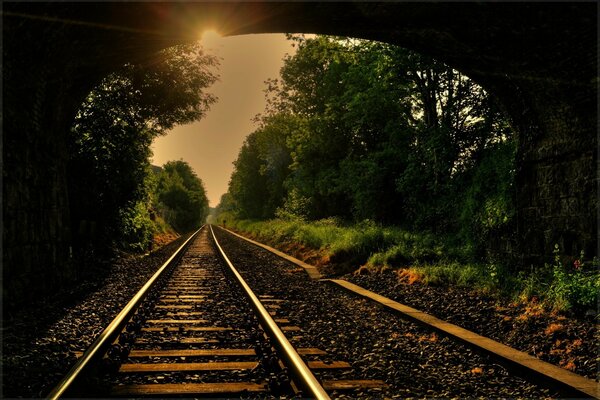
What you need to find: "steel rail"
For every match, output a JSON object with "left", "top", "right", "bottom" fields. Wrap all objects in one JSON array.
[
  {"left": 209, "top": 224, "right": 330, "bottom": 400},
  {"left": 46, "top": 226, "right": 204, "bottom": 400}
]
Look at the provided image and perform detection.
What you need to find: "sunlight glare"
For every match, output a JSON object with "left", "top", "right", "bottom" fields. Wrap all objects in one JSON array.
[{"left": 200, "top": 29, "right": 222, "bottom": 45}]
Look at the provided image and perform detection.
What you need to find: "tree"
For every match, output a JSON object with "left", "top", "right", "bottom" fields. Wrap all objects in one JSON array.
[
  {"left": 156, "top": 160, "right": 209, "bottom": 232},
  {"left": 221, "top": 35, "right": 515, "bottom": 258},
  {"left": 68, "top": 42, "right": 218, "bottom": 253},
  {"left": 397, "top": 51, "right": 513, "bottom": 231},
  {"left": 226, "top": 113, "right": 301, "bottom": 219},
  {"left": 228, "top": 133, "right": 269, "bottom": 219}
]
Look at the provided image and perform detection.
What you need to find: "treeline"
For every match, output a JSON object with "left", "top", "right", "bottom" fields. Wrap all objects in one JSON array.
[
  {"left": 68, "top": 43, "right": 215, "bottom": 256},
  {"left": 154, "top": 161, "right": 210, "bottom": 234},
  {"left": 218, "top": 36, "right": 515, "bottom": 260}
]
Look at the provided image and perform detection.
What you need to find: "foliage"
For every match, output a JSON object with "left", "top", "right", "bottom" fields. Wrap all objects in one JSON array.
[
  {"left": 220, "top": 35, "right": 515, "bottom": 258},
  {"left": 410, "top": 263, "right": 485, "bottom": 288},
  {"left": 226, "top": 114, "right": 303, "bottom": 219},
  {"left": 68, "top": 42, "right": 217, "bottom": 253},
  {"left": 221, "top": 217, "right": 448, "bottom": 268},
  {"left": 224, "top": 217, "right": 599, "bottom": 313},
  {"left": 457, "top": 140, "right": 516, "bottom": 258},
  {"left": 544, "top": 246, "right": 599, "bottom": 311},
  {"left": 512, "top": 245, "right": 599, "bottom": 312},
  {"left": 214, "top": 35, "right": 600, "bottom": 311},
  {"left": 155, "top": 160, "right": 209, "bottom": 233},
  {"left": 117, "top": 201, "right": 155, "bottom": 252},
  {"left": 222, "top": 217, "right": 506, "bottom": 293},
  {"left": 275, "top": 188, "right": 311, "bottom": 221}
]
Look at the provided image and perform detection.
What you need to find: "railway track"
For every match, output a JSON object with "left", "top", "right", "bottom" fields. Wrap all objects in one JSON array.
[
  {"left": 48, "top": 225, "right": 383, "bottom": 398},
  {"left": 46, "top": 224, "right": 597, "bottom": 399}
]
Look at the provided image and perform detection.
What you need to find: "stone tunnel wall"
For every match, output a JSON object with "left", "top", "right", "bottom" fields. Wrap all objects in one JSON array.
[
  {"left": 518, "top": 143, "right": 597, "bottom": 263},
  {"left": 3, "top": 17, "right": 74, "bottom": 312},
  {"left": 2, "top": 5, "right": 182, "bottom": 311},
  {"left": 514, "top": 85, "right": 597, "bottom": 266}
]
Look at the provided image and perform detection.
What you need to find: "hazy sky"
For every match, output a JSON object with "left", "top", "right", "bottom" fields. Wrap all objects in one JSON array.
[{"left": 151, "top": 33, "right": 295, "bottom": 207}]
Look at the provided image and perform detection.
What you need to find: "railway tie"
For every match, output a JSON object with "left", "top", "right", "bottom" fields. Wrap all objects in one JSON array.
[{"left": 49, "top": 226, "right": 385, "bottom": 398}]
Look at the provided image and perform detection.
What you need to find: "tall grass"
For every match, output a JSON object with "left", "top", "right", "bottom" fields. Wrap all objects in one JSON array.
[
  {"left": 219, "top": 217, "right": 599, "bottom": 313},
  {"left": 222, "top": 217, "right": 447, "bottom": 264}
]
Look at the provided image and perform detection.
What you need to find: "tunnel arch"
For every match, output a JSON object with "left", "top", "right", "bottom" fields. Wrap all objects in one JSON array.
[{"left": 3, "top": 2, "right": 597, "bottom": 309}]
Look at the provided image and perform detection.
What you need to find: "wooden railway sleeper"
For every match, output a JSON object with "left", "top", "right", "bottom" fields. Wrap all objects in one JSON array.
[{"left": 48, "top": 226, "right": 386, "bottom": 398}]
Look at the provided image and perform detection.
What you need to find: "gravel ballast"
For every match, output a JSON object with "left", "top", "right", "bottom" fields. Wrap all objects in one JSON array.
[
  {"left": 2, "top": 236, "right": 190, "bottom": 398},
  {"left": 104, "top": 229, "right": 275, "bottom": 395},
  {"left": 213, "top": 227, "right": 558, "bottom": 398},
  {"left": 4, "top": 225, "right": 589, "bottom": 398},
  {"left": 227, "top": 227, "right": 598, "bottom": 384},
  {"left": 347, "top": 270, "right": 599, "bottom": 382}
]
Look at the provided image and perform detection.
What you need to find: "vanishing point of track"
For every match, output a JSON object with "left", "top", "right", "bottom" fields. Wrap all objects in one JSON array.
[
  {"left": 47, "top": 225, "right": 383, "bottom": 399},
  {"left": 47, "top": 225, "right": 598, "bottom": 399}
]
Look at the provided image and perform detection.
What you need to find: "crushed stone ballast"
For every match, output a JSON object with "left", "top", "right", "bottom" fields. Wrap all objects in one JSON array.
[{"left": 215, "top": 225, "right": 599, "bottom": 399}]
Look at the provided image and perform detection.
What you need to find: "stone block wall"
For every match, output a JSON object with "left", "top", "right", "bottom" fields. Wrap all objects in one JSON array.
[
  {"left": 517, "top": 145, "right": 597, "bottom": 265},
  {"left": 513, "top": 71, "right": 597, "bottom": 265},
  {"left": 3, "top": 13, "right": 80, "bottom": 312},
  {"left": 2, "top": 5, "right": 171, "bottom": 311}
]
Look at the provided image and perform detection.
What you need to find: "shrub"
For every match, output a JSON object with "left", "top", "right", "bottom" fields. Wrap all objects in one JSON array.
[
  {"left": 546, "top": 247, "right": 599, "bottom": 311},
  {"left": 117, "top": 202, "right": 155, "bottom": 252}
]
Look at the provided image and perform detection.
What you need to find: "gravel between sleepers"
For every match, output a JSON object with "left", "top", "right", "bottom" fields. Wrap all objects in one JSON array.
[
  {"left": 213, "top": 228, "right": 559, "bottom": 399},
  {"left": 103, "top": 230, "right": 275, "bottom": 394},
  {"left": 2, "top": 235, "right": 190, "bottom": 398}
]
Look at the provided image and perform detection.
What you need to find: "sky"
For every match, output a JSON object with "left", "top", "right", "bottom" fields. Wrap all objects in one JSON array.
[{"left": 151, "top": 33, "right": 296, "bottom": 207}]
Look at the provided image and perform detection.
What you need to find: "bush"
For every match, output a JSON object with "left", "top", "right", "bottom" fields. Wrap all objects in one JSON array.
[
  {"left": 117, "top": 202, "right": 155, "bottom": 252},
  {"left": 156, "top": 161, "right": 209, "bottom": 233},
  {"left": 222, "top": 217, "right": 448, "bottom": 268},
  {"left": 545, "top": 247, "right": 599, "bottom": 311}
]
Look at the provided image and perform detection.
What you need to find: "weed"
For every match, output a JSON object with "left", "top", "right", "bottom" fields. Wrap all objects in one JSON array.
[
  {"left": 545, "top": 246, "right": 599, "bottom": 311},
  {"left": 560, "top": 360, "right": 577, "bottom": 371},
  {"left": 354, "top": 265, "right": 374, "bottom": 276},
  {"left": 396, "top": 268, "right": 423, "bottom": 285},
  {"left": 417, "top": 333, "right": 438, "bottom": 343}
]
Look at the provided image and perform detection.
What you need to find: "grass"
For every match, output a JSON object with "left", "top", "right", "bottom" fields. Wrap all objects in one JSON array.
[
  {"left": 223, "top": 217, "right": 448, "bottom": 266},
  {"left": 383, "top": 261, "right": 518, "bottom": 297},
  {"left": 219, "top": 216, "right": 599, "bottom": 313}
]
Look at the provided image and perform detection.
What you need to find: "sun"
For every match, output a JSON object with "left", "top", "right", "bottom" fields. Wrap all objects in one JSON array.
[{"left": 200, "top": 29, "right": 221, "bottom": 43}]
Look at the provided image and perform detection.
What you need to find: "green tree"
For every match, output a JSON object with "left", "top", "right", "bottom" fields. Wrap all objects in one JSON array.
[
  {"left": 222, "top": 35, "right": 515, "bottom": 260},
  {"left": 228, "top": 133, "right": 268, "bottom": 219},
  {"left": 397, "top": 52, "right": 513, "bottom": 231},
  {"left": 156, "top": 160, "right": 209, "bottom": 232},
  {"left": 458, "top": 141, "right": 516, "bottom": 258},
  {"left": 68, "top": 42, "right": 218, "bottom": 253},
  {"left": 226, "top": 113, "right": 301, "bottom": 219},
  {"left": 270, "top": 37, "right": 359, "bottom": 219}
]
